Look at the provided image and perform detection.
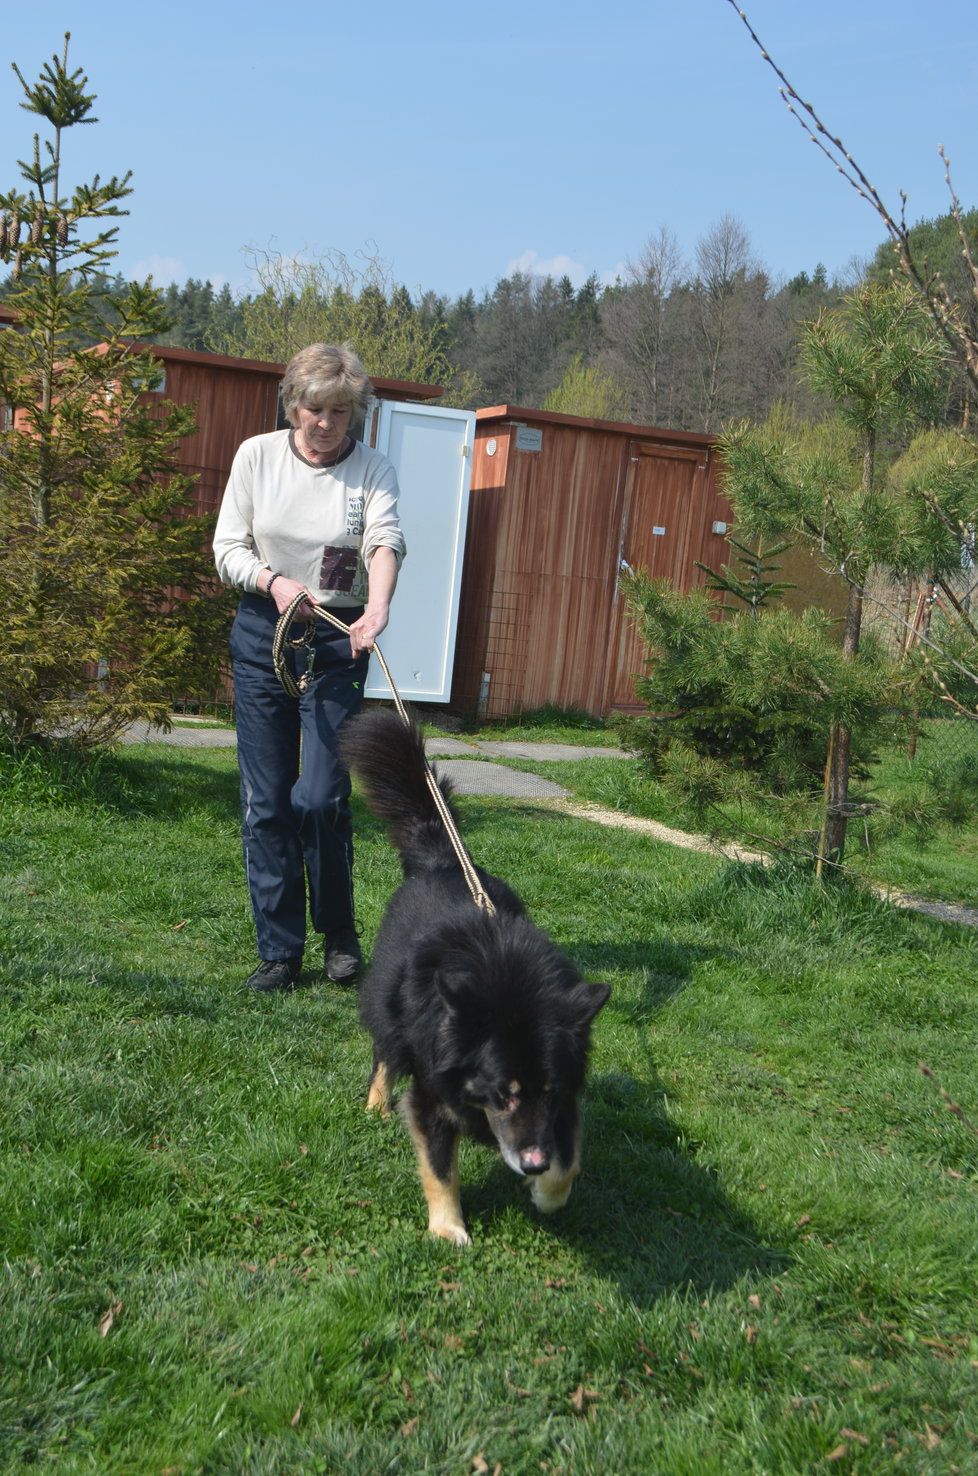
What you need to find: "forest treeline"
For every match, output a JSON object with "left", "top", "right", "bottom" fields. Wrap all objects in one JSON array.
[{"left": 5, "top": 209, "right": 975, "bottom": 433}]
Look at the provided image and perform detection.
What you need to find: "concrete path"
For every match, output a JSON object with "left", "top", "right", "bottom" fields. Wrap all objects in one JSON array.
[
  {"left": 431, "top": 760, "right": 567, "bottom": 799},
  {"left": 119, "top": 724, "right": 624, "bottom": 798},
  {"left": 120, "top": 720, "right": 238, "bottom": 748}
]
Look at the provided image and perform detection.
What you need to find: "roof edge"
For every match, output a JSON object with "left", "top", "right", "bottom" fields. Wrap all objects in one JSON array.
[
  {"left": 475, "top": 402, "right": 716, "bottom": 446},
  {"left": 103, "top": 339, "right": 445, "bottom": 397}
]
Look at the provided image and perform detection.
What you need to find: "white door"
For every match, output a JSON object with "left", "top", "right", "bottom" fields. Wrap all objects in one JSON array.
[{"left": 362, "top": 398, "right": 474, "bottom": 703}]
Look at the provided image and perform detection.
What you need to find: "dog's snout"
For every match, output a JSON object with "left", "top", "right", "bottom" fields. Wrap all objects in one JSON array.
[{"left": 519, "top": 1145, "right": 550, "bottom": 1175}]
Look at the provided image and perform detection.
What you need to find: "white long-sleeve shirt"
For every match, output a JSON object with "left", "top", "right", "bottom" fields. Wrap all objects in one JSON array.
[{"left": 213, "top": 430, "right": 406, "bottom": 607}]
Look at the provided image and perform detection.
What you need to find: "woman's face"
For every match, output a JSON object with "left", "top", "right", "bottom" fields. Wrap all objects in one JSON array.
[{"left": 295, "top": 398, "right": 353, "bottom": 459}]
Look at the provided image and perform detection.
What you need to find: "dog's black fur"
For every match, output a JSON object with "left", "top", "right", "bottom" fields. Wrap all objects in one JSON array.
[{"left": 341, "top": 708, "right": 610, "bottom": 1245}]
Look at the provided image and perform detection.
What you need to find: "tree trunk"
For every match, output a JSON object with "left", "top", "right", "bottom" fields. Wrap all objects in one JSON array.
[
  {"left": 816, "top": 578, "right": 864, "bottom": 873},
  {"left": 907, "top": 578, "right": 936, "bottom": 761},
  {"left": 816, "top": 429, "right": 873, "bottom": 875}
]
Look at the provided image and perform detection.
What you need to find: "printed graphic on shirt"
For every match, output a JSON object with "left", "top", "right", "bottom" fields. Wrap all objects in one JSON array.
[
  {"left": 319, "top": 545, "right": 360, "bottom": 593},
  {"left": 346, "top": 494, "right": 364, "bottom": 538}
]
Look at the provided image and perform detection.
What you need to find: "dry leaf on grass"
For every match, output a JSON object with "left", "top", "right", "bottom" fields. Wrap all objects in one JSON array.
[
  {"left": 569, "top": 1385, "right": 600, "bottom": 1415},
  {"left": 825, "top": 1444, "right": 848, "bottom": 1461},
  {"left": 399, "top": 1418, "right": 418, "bottom": 1437},
  {"left": 290, "top": 1404, "right": 302, "bottom": 1428},
  {"left": 748, "top": 1293, "right": 762, "bottom": 1310},
  {"left": 98, "top": 1300, "right": 123, "bottom": 1337},
  {"left": 839, "top": 1428, "right": 869, "bottom": 1446}
]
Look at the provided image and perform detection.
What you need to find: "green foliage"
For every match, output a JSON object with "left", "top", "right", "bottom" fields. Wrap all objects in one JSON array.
[
  {"left": 695, "top": 534, "right": 796, "bottom": 616},
  {"left": 0, "top": 735, "right": 141, "bottom": 810},
  {"left": 210, "top": 248, "right": 482, "bottom": 407},
  {"left": 867, "top": 209, "right": 978, "bottom": 422},
  {"left": 619, "top": 573, "right": 897, "bottom": 791},
  {"left": 722, "top": 417, "right": 978, "bottom": 719},
  {"left": 723, "top": 287, "right": 949, "bottom": 588},
  {"left": 156, "top": 277, "right": 241, "bottom": 352},
  {"left": 0, "top": 36, "right": 229, "bottom": 747},
  {"left": 800, "top": 280, "right": 946, "bottom": 443},
  {"left": 720, "top": 285, "right": 970, "bottom": 864},
  {"left": 886, "top": 427, "right": 978, "bottom": 579},
  {"left": 542, "top": 352, "right": 628, "bottom": 419}
]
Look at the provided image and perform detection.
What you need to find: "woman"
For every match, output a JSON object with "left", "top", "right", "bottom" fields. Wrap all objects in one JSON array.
[{"left": 214, "top": 343, "right": 405, "bottom": 992}]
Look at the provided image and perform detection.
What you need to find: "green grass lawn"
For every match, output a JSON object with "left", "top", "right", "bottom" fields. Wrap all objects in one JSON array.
[
  {"left": 425, "top": 704, "right": 622, "bottom": 748},
  {"left": 2, "top": 742, "right": 977, "bottom": 1473},
  {"left": 472, "top": 715, "right": 978, "bottom": 909}
]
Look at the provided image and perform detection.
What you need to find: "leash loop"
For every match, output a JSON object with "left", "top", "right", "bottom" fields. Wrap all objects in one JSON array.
[{"left": 272, "top": 594, "right": 496, "bottom": 917}]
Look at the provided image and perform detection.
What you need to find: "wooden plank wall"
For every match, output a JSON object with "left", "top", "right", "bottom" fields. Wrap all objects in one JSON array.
[
  {"left": 152, "top": 358, "right": 282, "bottom": 516},
  {"left": 603, "top": 444, "right": 730, "bottom": 712},
  {"left": 452, "top": 415, "right": 731, "bottom": 720},
  {"left": 453, "top": 421, "right": 630, "bottom": 717}
]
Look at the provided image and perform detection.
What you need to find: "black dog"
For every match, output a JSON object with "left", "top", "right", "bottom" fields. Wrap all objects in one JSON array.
[{"left": 340, "top": 708, "right": 610, "bottom": 1245}]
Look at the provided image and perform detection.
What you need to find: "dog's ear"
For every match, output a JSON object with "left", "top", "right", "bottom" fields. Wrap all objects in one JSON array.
[
  {"left": 432, "top": 964, "right": 471, "bottom": 1011},
  {"left": 569, "top": 981, "right": 611, "bottom": 1026}
]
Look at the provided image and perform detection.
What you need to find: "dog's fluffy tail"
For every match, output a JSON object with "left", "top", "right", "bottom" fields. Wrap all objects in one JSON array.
[{"left": 340, "top": 707, "right": 462, "bottom": 874}]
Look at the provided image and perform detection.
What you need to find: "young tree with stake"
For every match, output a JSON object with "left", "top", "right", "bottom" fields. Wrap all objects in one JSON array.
[{"left": 722, "top": 282, "right": 947, "bottom": 869}]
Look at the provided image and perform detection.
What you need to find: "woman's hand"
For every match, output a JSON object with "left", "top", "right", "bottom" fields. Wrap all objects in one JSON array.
[
  {"left": 348, "top": 603, "right": 389, "bottom": 658},
  {"left": 266, "top": 575, "right": 318, "bottom": 619}
]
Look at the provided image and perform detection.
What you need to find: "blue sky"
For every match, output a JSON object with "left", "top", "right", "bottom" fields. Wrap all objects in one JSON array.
[{"left": 4, "top": 1, "right": 977, "bottom": 300}]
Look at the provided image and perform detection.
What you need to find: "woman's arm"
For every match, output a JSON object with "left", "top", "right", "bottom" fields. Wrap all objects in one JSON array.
[{"left": 348, "top": 546, "right": 398, "bottom": 656}]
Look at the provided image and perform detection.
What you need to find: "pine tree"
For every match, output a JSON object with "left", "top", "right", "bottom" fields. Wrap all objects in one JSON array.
[
  {"left": 695, "top": 535, "right": 795, "bottom": 617},
  {"left": 721, "top": 282, "right": 947, "bottom": 867},
  {"left": 0, "top": 35, "right": 226, "bottom": 746}
]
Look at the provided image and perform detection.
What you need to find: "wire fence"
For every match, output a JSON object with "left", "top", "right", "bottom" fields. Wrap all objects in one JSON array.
[
  {"left": 863, "top": 566, "right": 977, "bottom": 767},
  {"left": 170, "top": 684, "right": 235, "bottom": 724}
]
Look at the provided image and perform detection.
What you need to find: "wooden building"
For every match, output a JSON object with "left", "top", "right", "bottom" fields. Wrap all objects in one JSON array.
[{"left": 450, "top": 405, "right": 733, "bottom": 718}]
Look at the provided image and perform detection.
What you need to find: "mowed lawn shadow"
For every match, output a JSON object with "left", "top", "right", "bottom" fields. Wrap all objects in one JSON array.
[
  {"left": 115, "top": 750, "right": 242, "bottom": 825},
  {"left": 459, "top": 1067, "right": 789, "bottom": 1308}
]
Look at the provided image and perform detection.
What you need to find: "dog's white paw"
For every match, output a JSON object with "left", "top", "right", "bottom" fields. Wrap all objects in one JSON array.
[
  {"left": 429, "top": 1219, "right": 471, "bottom": 1246},
  {"left": 531, "top": 1173, "right": 575, "bottom": 1214}
]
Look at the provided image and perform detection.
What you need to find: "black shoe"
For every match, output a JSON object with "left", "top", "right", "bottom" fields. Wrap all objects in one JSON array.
[
  {"left": 245, "top": 958, "right": 302, "bottom": 992},
  {"left": 323, "top": 926, "right": 362, "bottom": 983}
]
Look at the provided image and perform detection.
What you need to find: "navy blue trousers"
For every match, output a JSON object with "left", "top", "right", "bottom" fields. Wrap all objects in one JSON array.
[{"left": 230, "top": 594, "right": 369, "bottom": 961}]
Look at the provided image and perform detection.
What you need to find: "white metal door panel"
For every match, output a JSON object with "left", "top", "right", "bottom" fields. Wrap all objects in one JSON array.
[{"left": 363, "top": 399, "right": 474, "bottom": 703}]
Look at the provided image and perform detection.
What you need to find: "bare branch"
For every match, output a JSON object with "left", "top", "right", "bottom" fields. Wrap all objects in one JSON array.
[{"left": 725, "top": 1, "right": 978, "bottom": 391}]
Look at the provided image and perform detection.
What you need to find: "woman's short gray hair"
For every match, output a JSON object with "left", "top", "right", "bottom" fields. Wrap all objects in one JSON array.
[{"left": 280, "top": 343, "right": 372, "bottom": 425}]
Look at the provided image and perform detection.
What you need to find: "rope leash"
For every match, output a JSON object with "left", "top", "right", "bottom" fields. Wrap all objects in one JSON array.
[{"left": 272, "top": 592, "right": 496, "bottom": 917}]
